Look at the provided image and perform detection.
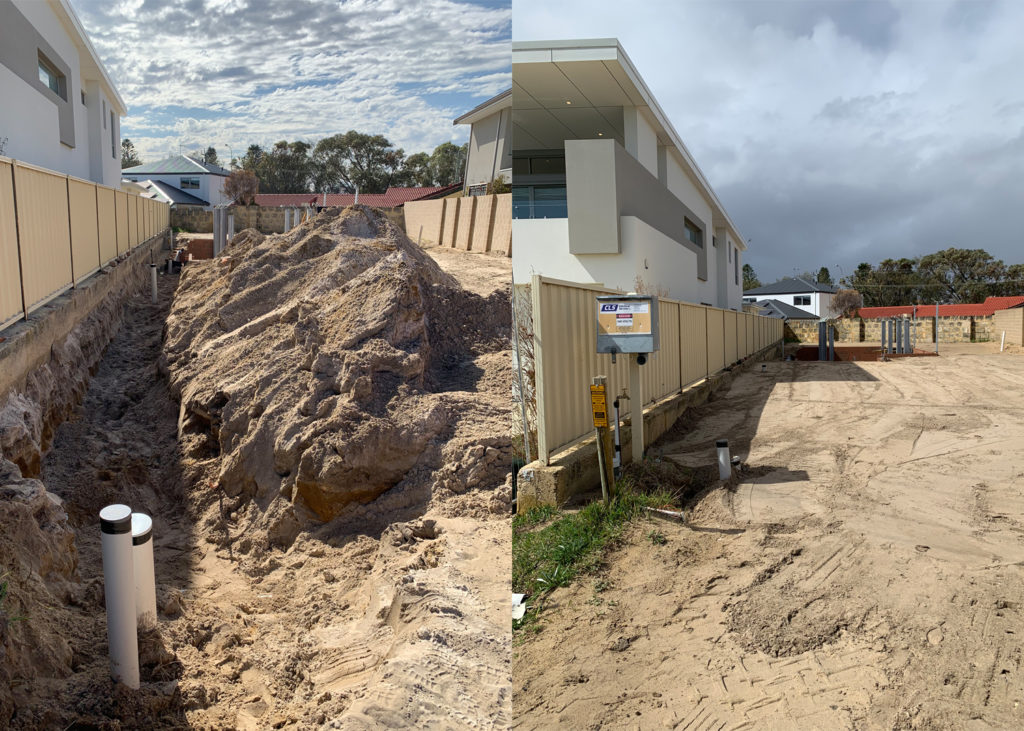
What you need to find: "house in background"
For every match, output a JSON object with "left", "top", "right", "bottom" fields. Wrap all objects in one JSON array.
[
  {"left": 752, "top": 298, "right": 821, "bottom": 322},
  {"left": 743, "top": 277, "right": 837, "bottom": 318},
  {"left": 510, "top": 38, "right": 747, "bottom": 310},
  {"left": 122, "top": 154, "right": 231, "bottom": 208},
  {"left": 137, "top": 178, "right": 209, "bottom": 209},
  {"left": 0, "top": 0, "right": 125, "bottom": 187},
  {"left": 455, "top": 89, "right": 512, "bottom": 196}
]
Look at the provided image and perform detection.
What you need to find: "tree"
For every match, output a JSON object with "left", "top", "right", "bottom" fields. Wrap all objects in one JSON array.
[
  {"left": 223, "top": 169, "right": 259, "bottom": 205},
  {"left": 829, "top": 289, "right": 863, "bottom": 318},
  {"left": 311, "top": 131, "right": 407, "bottom": 194},
  {"left": 203, "top": 146, "right": 219, "bottom": 166},
  {"left": 816, "top": 267, "right": 833, "bottom": 285},
  {"left": 429, "top": 141, "right": 468, "bottom": 186},
  {"left": 121, "top": 139, "right": 141, "bottom": 169},
  {"left": 742, "top": 263, "right": 761, "bottom": 291},
  {"left": 403, "top": 152, "right": 434, "bottom": 186},
  {"left": 916, "top": 248, "right": 1005, "bottom": 303},
  {"left": 247, "top": 140, "right": 312, "bottom": 193}
]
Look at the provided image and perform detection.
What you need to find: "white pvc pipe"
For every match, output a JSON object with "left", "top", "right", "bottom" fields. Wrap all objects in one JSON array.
[
  {"left": 1001, "top": 331, "right": 1006, "bottom": 352},
  {"left": 100, "top": 504, "right": 139, "bottom": 689},
  {"left": 227, "top": 212, "right": 235, "bottom": 242},
  {"left": 284, "top": 208, "right": 291, "bottom": 232},
  {"left": 131, "top": 513, "right": 157, "bottom": 628},
  {"left": 717, "top": 439, "right": 731, "bottom": 480},
  {"left": 150, "top": 264, "right": 157, "bottom": 304},
  {"left": 761, "top": 363, "right": 767, "bottom": 373}
]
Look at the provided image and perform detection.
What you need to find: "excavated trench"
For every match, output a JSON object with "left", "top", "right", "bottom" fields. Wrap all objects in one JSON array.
[{"left": 2, "top": 207, "right": 513, "bottom": 728}]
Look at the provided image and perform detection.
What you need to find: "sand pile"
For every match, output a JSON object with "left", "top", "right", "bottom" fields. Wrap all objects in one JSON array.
[{"left": 163, "top": 204, "right": 511, "bottom": 530}]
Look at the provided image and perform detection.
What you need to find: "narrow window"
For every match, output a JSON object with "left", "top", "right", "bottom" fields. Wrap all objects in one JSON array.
[
  {"left": 684, "top": 218, "right": 703, "bottom": 248},
  {"left": 38, "top": 53, "right": 65, "bottom": 100},
  {"left": 81, "top": 90, "right": 86, "bottom": 105},
  {"left": 110, "top": 111, "right": 116, "bottom": 158}
]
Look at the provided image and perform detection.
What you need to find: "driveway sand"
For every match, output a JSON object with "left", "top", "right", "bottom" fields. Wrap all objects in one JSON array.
[{"left": 514, "top": 349, "right": 1024, "bottom": 730}]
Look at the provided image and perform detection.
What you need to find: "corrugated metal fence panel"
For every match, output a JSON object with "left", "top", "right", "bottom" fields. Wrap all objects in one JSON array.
[
  {"left": 115, "top": 191, "right": 129, "bottom": 254},
  {"left": 707, "top": 308, "right": 725, "bottom": 374},
  {"left": 13, "top": 163, "right": 72, "bottom": 312},
  {"left": 537, "top": 279, "right": 629, "bottom": 459},
  {"left": 128, "top": 194, "right": 139, "bottom": 247},
  {"left": 0, "top": 159, "right": 23, "bottom": 326},
  {"left": 68, "top": 178, "right": 100, "bottom": 284},
  {"left": 724, "top": 310, "right": 738, "bottom": 364},
  {"left": 648, "top": 300, "right": 680, "bottom": 403},
  {"left": 680, "top": 304, "right": 708, "bottom": 386},
  {"left": 96, "top": 186, "right": 117, "bottom": 265}
]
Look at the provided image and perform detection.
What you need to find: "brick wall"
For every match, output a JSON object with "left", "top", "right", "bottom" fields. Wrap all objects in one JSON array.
[{"left": 786, "top": 315, "right": 995, "bottom": 344}]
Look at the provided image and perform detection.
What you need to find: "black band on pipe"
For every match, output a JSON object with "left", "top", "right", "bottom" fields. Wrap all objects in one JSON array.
[
  {"left": 101, "top": 516, "right": 132, "bottom": 535},
  {"left": 132, "top": 528, "right": 152, "bottom": 546},
  {"left": 716, "top": 440, "right": 728, "bottom": 448}
]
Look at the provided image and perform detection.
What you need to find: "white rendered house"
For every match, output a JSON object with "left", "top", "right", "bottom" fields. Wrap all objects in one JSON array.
[
  {"left": 0, "top": 0, "right": 125, "bottom": 187},
  {"left": 123, "top": 155, "right": 232, "bottom": 208},
  {"left": 511, "top": 38, "right": 747, "bottom": 310},
  {"left": 455, "top": 89, "right": 512, "bottom": 196},
  {"left": 742, "top": 277, "right": 837, "bottom": 318}
]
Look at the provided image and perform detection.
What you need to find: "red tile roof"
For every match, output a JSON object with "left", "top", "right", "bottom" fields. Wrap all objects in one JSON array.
[
  {"left": 858, "top": 296, "right": 1024, "bottom": 319},
  {"left": 245, "top": 184, "right": 461, "bottom": 209}
]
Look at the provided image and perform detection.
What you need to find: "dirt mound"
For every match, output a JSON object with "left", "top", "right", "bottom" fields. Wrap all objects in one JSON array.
[{"left": 162, "top": 206, "right": 511, "bottom": 527}]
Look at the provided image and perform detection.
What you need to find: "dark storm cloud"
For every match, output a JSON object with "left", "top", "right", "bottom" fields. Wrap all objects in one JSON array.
[{"left": 514, "top": 0, "right": 1024, "bottom": 281}]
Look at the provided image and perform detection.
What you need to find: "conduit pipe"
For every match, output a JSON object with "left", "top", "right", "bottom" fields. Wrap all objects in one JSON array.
[
  {"left": 132, "top": 513, "right": 157, "bottom": 627},
  {"left": 717, "top": 439, "right": 731, "bottom": 480},
  {"left": 99, "top": 504, "right": 139, "bottom": 689}
]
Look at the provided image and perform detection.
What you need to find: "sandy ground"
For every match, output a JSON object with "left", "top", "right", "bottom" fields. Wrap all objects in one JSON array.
[
  {"left": 20, "top": 238, "right": 512, "bottom": 728},
  {"left": 421, "top": 245, "right": 510, "bottom": 298},
  {"left": 514, "top": 349, "right": 1024, "bottom": 730}
]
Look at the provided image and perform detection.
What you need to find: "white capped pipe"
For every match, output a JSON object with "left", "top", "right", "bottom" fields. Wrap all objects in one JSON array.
[
  {"left": 284, "top": 208, "right": 291, "bottom": 232},
  {"left": 166, "top": 257, "right": 172, "bottom": 274},
  {"left": 761, "top": 363, "right": 767, "bottom": 373},
  {"left": 716, "top": 439, "right": 731, "bottom": 480},
  {"left": 150, "top": 264, "right": 157, "bottom": 304},
  {"left": 131, "top": 513, "right": 157, "bottom": 628},
  {"left": 227, "top": 212, "right": 235, "bottom": 242},
  {"left": 100, "top": 504, "right": 139, "bottom": 689},
  {"left": 1001, "top": 331, "right": 1006, "bottom": 352}
]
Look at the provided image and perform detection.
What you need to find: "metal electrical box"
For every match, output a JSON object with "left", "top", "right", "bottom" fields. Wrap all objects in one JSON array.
[{"left": 596, "top": 295, "right": 660, "bottom": 354}]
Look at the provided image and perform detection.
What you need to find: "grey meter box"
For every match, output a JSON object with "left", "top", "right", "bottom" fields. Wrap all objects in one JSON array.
[{"left": 596, "top": 295, "right": 660, "bottom": 354}]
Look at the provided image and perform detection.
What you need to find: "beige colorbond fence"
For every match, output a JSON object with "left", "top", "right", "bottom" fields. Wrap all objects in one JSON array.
[
  {"left": 404, "top": 193, "right": 512, "bottom": 257},
  {"left": 993, "top": 308, "right": 1024, "bottom": 346},
  {"left": 0, "top": 157, "right": 169, "bottom": 331},
  {"left": 530, "top": 275, "right": 783, "bottom": 463}
]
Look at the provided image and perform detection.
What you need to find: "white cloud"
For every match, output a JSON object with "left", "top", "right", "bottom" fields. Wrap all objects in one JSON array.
[{"left": 73, "top": 0, "right": 510, "bottom": 162}]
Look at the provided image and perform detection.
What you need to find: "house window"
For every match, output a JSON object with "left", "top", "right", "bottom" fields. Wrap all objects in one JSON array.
[
  {"left": 110, "top": 111, "right": 116, "bottom": 158},
  {"left": 180, "top": 177, "right": 200, "bottom": 189},
  {"left": 684, "top": 218, "right": 702, "bottom": 248},
  {"left": 81, "top": 90, "right": 86, "bottom": 105},
  {"left": 38, "top": 53, "right": 65, "bottom": 100},
  {"left": 512, "top": 185, "right": 566, "bottom": 219},
  {"left": 735, "top": 254, "right": 739, "bottom": 286},
  {"left": 794, "top": 295, "right": 811, "bottom": 306},
  {"left": 712, "top": 236, "right": 718, "bottom": 247}
]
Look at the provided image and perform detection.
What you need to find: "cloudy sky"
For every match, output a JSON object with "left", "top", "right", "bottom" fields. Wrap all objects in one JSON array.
[
  {"left": 515, "top": 0, "right": 1024, "bottom": 283},
  {"left": 74, "top": 0, "right": 510, "bottom": 165}
]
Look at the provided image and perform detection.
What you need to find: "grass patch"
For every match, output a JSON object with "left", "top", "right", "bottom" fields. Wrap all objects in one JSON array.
[{"left": 512, "top": 458, "right": 700, "bottom": 632}]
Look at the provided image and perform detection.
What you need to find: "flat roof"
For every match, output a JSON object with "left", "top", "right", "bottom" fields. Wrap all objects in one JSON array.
[{"left": 513, "top": 38, "right": 746, "bottom": 250}]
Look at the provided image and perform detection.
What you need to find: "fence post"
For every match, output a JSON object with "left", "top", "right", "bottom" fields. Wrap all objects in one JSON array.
[
  {"left": 64, "top": 176, "right": 76, "bottom": 288},
  {"left": 531, "top": 275, "right": 549, "bottom": 465},
  {"left": 9, "top": 163, "right": 28, "bottom": 322}
]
